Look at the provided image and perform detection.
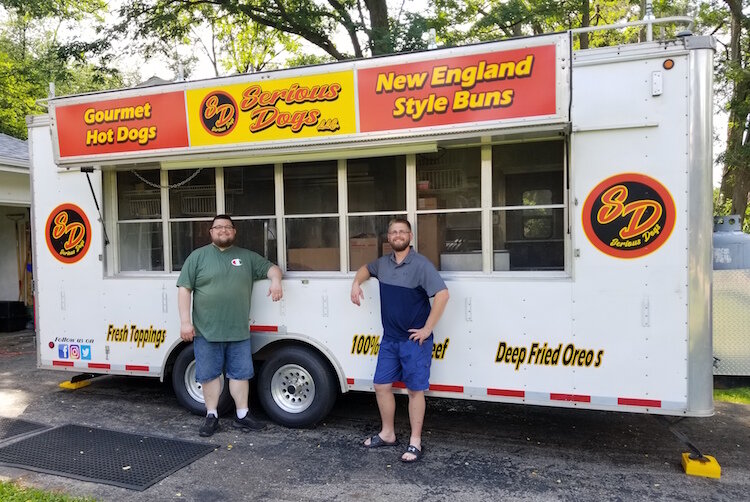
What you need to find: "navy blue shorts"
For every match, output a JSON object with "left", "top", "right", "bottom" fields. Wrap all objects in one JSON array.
[
  {"left": 373, "top": 336, "right": 433, "bottom": 391},
  {"left": 193, "top": 336, "right": 254, "bottom": 383}
]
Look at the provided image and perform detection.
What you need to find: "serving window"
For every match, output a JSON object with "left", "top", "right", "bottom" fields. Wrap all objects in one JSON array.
[{"left": 107, "top": 138, "right": 567, "bottom": 275}]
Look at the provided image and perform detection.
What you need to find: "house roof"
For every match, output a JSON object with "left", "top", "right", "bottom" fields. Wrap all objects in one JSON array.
[{"left": 0, "top": 132, "right": 29, "bottom": 170}]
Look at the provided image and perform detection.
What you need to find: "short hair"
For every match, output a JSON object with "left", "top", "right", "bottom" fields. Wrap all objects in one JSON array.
[
  {"left": 211, "top": 214, "right": 234, "bottom": 227},
  {"left": 387, "top": 218, "right": 412, "bottom": 232}
]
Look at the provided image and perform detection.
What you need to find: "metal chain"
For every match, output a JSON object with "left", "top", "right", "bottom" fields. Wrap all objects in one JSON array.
[{"left": 130, "top": 168, "right": 203, "bottom": 189}]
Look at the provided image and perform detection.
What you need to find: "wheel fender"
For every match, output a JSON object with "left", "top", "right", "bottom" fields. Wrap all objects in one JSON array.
[{"left": 251, "top": 331, "right": 348, "bottom": 393}]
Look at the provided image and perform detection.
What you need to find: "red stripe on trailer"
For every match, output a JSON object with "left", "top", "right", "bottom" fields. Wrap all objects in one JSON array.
[
  {"left": 618, "top": 397, "right": 661, "bottom": 408},
  {"left": 429, "top": 384, "right": 463, "bottom": 393},
  {"left": 550, "top": 393, "right": 591, "bottom": 403},
  {"left": 88, "top": 363, "right": 110, "bottom": 370},
  {"left": 250, "top": 325, "right": 278, "bottom": 332},
  {"left": 487, "top": 388, "right": 525, "bottom": 398},
  {"left": 346, "top": 378, "right": 354, "bottom": 385},
  {"left": 392, "top": 381, "right": 406, "bottom": 389},
  {"left": 125, "top": 365, "right": 149, "bottom": 372},
  {"left": 53, "top": 360, "right": 74, "bottom": 367}
]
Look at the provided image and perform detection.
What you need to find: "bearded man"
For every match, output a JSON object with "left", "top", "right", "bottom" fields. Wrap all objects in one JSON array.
[
  {"left": 350, "top": 218, "right": 449, "bottom": 462},
  {"left": 177, "top": 214, "right": 283, "bottom": 437}
]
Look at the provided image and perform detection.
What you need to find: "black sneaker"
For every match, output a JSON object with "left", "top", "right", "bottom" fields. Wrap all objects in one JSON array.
[
  {"left": 232, "top": 413, "right": 266, "bottom": 431},
  {"left": 199, "top": 415, "right": 220, "bottom": 437}
]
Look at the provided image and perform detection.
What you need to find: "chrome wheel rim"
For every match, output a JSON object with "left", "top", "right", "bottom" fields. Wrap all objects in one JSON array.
[
  {"left": 184, "top": 360, "right": 224, "bottom": 404},
  {"left": 270, "top": 364, "right": 315, "bottom": 414}
]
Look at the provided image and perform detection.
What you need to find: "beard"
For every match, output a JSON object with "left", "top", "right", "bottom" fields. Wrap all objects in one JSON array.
[
  {"left": 389, "top": 238, "right": 410, "bottom": 252},
  {"left": 212, "top": 234, "right": 235, "bottom": 248}
]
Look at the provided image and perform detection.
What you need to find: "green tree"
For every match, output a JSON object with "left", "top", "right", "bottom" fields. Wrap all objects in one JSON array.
[
  {"left": 117, "top": 0, "right": 430, "bottom": 61},
  {"left": 0, "top": 0, "right": 125, "bottom": 138},
  {"left": 702, "top": 0, "right": 750, "bottom": 232}
]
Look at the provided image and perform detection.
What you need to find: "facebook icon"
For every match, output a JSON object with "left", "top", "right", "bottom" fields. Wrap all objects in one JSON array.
[{"left": 58, "top": 344, "right": 69, "bottom": 359}]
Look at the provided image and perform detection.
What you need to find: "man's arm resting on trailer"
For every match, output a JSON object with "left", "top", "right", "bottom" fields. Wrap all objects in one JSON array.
[
  {"left": 266, "top": 265, "right": 283, "bottom": 301},
  {"left": 177, "top": 286, "right": 195, "bottom": 342},
  {"left": 350, "top": 265, "right": 371, "bottom": 306}
]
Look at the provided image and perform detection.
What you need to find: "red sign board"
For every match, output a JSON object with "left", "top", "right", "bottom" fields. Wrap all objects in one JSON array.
[
  {"left": 358, "top": 45, "right": 557, "bottom": 132},
  {"left": 55, "top": 92, "right": 189, "bottom": 158}
]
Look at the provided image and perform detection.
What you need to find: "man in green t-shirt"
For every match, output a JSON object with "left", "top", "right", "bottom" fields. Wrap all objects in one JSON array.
[{"left": 177, "top": 214, "right": 283, "bottom": 437}]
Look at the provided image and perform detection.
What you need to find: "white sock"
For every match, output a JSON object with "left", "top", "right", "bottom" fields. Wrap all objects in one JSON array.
[
  {"left": 236, "top": 408, "right": 249, "bottom": 419},
  {"left": 206, "top": 409, "right": 218, "bottom": 418}
]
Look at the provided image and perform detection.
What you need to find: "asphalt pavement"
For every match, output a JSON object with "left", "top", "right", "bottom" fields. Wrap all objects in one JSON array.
[{"left": 1, "top": 329, "right": 749, "bottom": 501}]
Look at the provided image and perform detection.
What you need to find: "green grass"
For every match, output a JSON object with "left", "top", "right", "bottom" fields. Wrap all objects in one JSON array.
[
  {"left": 714, "top": 386, "right": 750, "bottom": 405},
  {"left": 0, "top": 481, "right": 94, "bottom": 502}
]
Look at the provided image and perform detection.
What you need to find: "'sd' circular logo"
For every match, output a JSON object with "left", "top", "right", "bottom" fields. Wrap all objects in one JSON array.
[
  {"left": 582, "top": 173, "right": 675, "bottom": 259},
  {"left": 199, "top": 90, "right": 238, "bottom": 136},
  {"left": 45, "top": 204, "right": 91, "bottom": 264}
]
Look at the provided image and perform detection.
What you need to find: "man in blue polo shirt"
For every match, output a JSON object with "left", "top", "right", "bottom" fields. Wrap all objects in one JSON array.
[{"left": 351, "top": 218, "right": 449, "bottom": 462}]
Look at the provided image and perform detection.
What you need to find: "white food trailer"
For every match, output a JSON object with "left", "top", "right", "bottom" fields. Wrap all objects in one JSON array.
[{"left": 29, "top": 20, "right": 715, "bottom": 435}]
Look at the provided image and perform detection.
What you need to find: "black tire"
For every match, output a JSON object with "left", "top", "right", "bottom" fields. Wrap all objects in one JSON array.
[
  {"left": 257, "top": 346, "right": 338, "bottom": 428},
  {"left": 171, "top": 343, "right": 233, "bottom": 416}
]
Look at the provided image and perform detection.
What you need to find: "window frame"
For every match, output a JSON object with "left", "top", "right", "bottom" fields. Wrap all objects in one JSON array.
[{"left": 104, "top": 137, "right": 570, "bottom": 278}]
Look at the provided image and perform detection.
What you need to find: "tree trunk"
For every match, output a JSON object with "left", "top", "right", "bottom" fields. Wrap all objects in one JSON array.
[
  {"left": 580, "top": 0, "right": 590, "bottom": 50},
  {"left": 363, "top": 0, "right": 391, "bottom": 55},
  {"left": 721, "top": 0, "right": 750, "bottom": 225}
]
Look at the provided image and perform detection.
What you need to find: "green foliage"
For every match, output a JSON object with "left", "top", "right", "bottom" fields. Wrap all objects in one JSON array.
[
  {"left": 0, "top": 0, "right": 124, "bottom": 138},
  {"left": 117, "top": 0, "right": 415, "bottom": 61},
  {"left": 430, "top": 0, "right": 692, "bottom": 48},
  {"left": 0, "top": 481, "right": 94, "bottom": 502},
  {"left": 714, "top": 386, "right": 750, "bottom": 405}
]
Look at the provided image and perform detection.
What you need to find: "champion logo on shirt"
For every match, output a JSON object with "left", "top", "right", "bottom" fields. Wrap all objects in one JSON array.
[{"left": 231, "top": 258, "right": 242, "bottom": 266}]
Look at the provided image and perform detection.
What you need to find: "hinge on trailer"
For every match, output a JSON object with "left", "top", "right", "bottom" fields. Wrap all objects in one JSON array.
[
  {"left": 162, "top": 285, "right": 168, "bottom": 313},
  {"left": 60, "top": 290, "right": 66, "bottom": 311},
  {"left": 465, "top": 297, "right": 472, "bottom": 321},
  {"left": 322, "top": 292, "right": 329, "bottom": 317},
  {"left": 641, "top": 297, "right": 650, "bottom": 327}
]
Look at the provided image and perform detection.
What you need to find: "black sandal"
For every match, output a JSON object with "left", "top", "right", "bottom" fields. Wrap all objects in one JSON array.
[
  {"left": 400, "top": 444, "right": 424, "bottom": 462},
  {"left": 364, "top": 434, "right": 399, "bottom": 448}
]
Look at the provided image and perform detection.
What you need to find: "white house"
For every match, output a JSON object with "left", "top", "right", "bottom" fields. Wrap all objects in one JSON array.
[{"left": 0, "top": 132, "right": 31, "bottom": 306}]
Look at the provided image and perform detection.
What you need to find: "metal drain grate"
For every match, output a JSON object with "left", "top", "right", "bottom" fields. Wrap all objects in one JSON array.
[
  {"left": 0, "top": 424, "right": 217, "bottom": 491},
  {"left": 0, "top": 417, "right": 48, "bottom": 441}
]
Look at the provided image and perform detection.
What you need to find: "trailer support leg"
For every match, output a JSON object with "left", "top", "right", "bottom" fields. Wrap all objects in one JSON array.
[
  {"left": 59, "top": 373, "right": 100, "bottom": 390},
  {"left": 657, "top": 416, "right": 721, "bottom": 479}
]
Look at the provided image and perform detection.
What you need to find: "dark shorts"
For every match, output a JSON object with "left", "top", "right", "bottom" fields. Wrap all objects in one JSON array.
[
  {"left": 373, "top": 336, "right": 433, "bottom": 391},
  {"left": 193, "top": 336, "right": 254, "bottom": 383}
]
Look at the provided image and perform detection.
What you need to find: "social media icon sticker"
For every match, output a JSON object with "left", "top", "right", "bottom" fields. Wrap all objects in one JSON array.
[
  {"left": 81, "top": 345, "right": 91, "bottom": 360},
  {"left": 70, "top": 345, "right": 80, "bottom": 359},
  {"left": 58, "top": 344, "right": 69, "bottom": 359}
]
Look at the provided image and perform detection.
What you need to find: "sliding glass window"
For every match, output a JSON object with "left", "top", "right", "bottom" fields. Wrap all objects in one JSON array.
[
  {"left": 284, "top": 161, "right": 339, "bottom": 271},
  {"left": 492, "top": 141, "right": 564, "bottom": 271},
  {"left": 347, "top": 155, "right": 406, "bottom": 271},
  {"left": 169, "top": 168, "right": 216, "bottom": 271},
  {"left": 116, "top": 169, "right": 164, "bottom": 272}
]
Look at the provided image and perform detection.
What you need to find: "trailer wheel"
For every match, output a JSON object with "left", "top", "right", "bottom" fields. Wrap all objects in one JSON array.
[
  {"left": 172, "top": 343, "right": 232, "bottom": 416},
  {"left": 258, "top": 346, "right": 337, "bottom": 428}
]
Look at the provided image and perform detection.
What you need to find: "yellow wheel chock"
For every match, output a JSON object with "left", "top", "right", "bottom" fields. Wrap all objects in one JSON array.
[{"left": 681, "top": 452, "right": 721, "bottom": 479}]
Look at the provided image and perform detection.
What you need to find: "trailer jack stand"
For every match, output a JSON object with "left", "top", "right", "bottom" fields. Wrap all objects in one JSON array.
[
  {"left": 657, "top": 416, "right": 721, "bottom": 479},
  {"left": 59, "top": 373, "right": 100, "bottom": 390}
]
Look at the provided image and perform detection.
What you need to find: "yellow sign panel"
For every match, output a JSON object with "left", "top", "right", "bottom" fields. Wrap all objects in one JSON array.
[{"left": 187, "top": 71, "right": 356, "bottom": 146}]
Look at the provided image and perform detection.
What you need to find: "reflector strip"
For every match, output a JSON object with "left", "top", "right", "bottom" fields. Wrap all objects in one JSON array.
[
  {"left": 618, "top": 397, "right": 661, "bottom": 407},
  {"left": 392, "top": 381, "right": 406, "bottom": 389},
  {"left": 346, "top": 378, "right": 354, "bottom": 385},
  {"left": 550, "top": 393, "right": 591, "bottom": 403},
  {"left": 52, "top": 360, "right": 74, "bottom": 367},
  {"left": 125, "top": 365, "right": 149, "bottom": 372},
  {"left": 250, "top": 325, "right": 278, "bottom": 332},
  {"left": 88, "top": 363, "right": 110, "bottom": 370},
  {"left": 487, "top": 388, "right": 525, "bottom": 398},
  {"left": 429, "top": 384, "right": 463, "bottom": 393}
]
